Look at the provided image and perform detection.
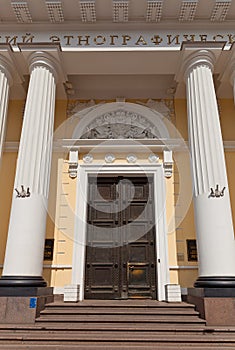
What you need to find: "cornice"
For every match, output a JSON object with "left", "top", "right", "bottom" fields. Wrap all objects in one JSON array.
[{"left": 4, "top": 140, "right": 235, "bottom": 152}]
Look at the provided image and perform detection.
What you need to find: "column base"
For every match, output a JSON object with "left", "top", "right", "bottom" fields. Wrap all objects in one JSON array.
[
  {"left": 194, "top": 276, "right": 235, "bottom": 288},
  {"left": 187, "top": 287, "right": 235, "bottom": 326},
  {"left": 0, "top": 276, "right": 47, "bottom": 288}
]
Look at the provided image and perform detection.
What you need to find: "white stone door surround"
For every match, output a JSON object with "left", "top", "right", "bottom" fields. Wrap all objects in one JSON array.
[
  {"left": 66, "top": 101, "right": 173, "bottom": 301},
  {"left": 71, "top": 162, "right": 169, "bottom": 301}
]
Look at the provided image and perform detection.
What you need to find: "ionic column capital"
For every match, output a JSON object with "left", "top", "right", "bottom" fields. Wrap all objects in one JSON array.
[
  {"left": 28, "top": 51, "right": 59, "bottom": 83},
  {"left": 0, "top": 54, "right": 13, "bottom": 86},
  {"left": 182, "top": 49, "right": 216, "bottom": 81}
]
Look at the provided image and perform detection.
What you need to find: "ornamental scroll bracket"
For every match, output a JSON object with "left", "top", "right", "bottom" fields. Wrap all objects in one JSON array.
[
  {"left": 163, "top": 150, "right": 173, "bottom": 178},
  {"left": 68, "top": 150, "right": 78, "bottom": 179}
]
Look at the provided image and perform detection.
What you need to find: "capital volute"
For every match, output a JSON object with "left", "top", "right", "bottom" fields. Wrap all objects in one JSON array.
[{"left": 28, "top": 51, "right": 59, "bottom": 83}]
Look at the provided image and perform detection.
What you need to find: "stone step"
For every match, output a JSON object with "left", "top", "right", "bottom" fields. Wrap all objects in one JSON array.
[
  {"left": 26, "top": 322, "right": 208, "bottom": 334},
  {"left": 2, "top": 324, "right": 235, "bottom": 337},
  {"left": 40, "top": 307, "right": 200, "bottom": 315},
  {"left": 36, "top": 314, "right": 205, "bottom": 324},
  {"left": 0, "top": 332, "right": 235, "bottom": 344},
  {"left": 0, "top": 345, "right": 235, "bottom": 350},
  {"left": 0, "top": 300, "right": 233, "bottom": 349},
  {"left": 46, "top": 301, "right": 194, "bottom": 309},
  {"left": 0, "top": 323, "right": 209, "bottom": 333}
]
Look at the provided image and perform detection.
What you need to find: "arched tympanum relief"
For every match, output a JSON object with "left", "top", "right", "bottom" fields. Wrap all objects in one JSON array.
[
  {"left": 81, "top": 110, "right": 159, "bottom": 139},
  {"left": 71, "top": 102, "right": 170, "bottom": 140}
]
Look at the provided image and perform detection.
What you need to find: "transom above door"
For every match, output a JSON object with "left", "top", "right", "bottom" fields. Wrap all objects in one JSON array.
[{"left": 84, "top": 175, "right": 157, "bottom": 300}]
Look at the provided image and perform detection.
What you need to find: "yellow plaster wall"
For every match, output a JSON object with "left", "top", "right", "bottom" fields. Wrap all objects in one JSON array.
[
  {"left": 165, "top": 174, "right": 178, "bottom": 285},
  {"left": 0, "top": 99, "right": 25, "bottom": 274},
  {"left": 174, "top": 100, "right": 188, "bottom": 141},
  {"left": 173, "top": 100, "right": 198, "bottom": 287},
  {"left": 225, "top": 152, "right": 235, "bottom": 231},
  {"left": 43, "top": 159, "right": 77, "bottom": 287},
  {"left": 0, "top": 153, "right": 17, "bottom": 266},
  {"left": 219, "top": 99, "right": 235, "bottom": 232},
  {"left": 5, "top": 100, "right": 24, "bottom": 141},
  {"left": 219, "top": 99, "right": 235, "bottom": 140}
]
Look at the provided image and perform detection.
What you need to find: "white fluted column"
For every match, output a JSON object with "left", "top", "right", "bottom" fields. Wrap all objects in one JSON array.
[
  {"left": 184, "top": 49, "right": 235, "bottom": 287},
  {"left": 0, "top": 56, "right": 12, "bottom": 161},
  {"left": 0, "top": 52, "right": 58, "bottom": 287}
]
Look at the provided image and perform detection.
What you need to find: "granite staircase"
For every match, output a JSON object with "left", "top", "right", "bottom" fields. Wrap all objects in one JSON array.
[{"left": 0, "top": 300, "right": 235, "bottom": 349}]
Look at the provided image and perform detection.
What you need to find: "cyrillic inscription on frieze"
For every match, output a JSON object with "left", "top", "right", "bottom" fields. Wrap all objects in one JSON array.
[{"left": 1, "top": 31, "right": 235, "bottom": 49}]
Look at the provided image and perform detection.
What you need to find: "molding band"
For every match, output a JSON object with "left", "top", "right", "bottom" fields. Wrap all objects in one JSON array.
[
  {"left": 194, "top": 276, "right": 235, "bottom": 288},
  {"left": 0, "top": 276, "right": 47, "bottom": 287}
]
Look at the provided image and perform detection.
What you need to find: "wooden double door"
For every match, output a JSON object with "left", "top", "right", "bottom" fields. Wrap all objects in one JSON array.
[{"left": 84, "top": 175, "right": 157, "bottom": 299}]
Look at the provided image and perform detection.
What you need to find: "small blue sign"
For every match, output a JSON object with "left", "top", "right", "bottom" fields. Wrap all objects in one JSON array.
[{"left": 29, "top": 297, "right": 37, "bottom": 309}]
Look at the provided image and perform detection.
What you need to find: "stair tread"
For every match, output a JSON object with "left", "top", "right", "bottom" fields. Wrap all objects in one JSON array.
[
  {"left": 40, "top": 309, "right": 200, "bottom": 315},
  {"left": 0, "top": 332, "right": 235, "bottom": 342},
  {"left": 46, "top": 301, "right": 194, "bottom": 308},
  {"left": 36, "top": 320, "right": 205, "bottom": 324},
  {"left": 0, "top": 323, "right": 208, "bottom": 331},
  {"left": 2, "top": 324, "right": 234, "bottom": 332},
  {"left": 0, "top": 346, "right": 234, "bottom": 350},
  {"left": 36, "top": 313, "right": 204, "bottom": 319}
]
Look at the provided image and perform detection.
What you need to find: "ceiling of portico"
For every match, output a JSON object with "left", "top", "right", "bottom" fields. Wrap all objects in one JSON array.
[
  {"left": 66, "top": 74, "right": 177, "bottom": 100},
  {"left": 8, "top": 48, "right": 234, "bottom": 101},
  {"left": 0, "top": 0, "right": 235, "bottom": 27}
]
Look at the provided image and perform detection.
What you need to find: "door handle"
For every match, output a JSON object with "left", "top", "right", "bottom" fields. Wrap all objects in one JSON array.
[{"left": 129, "top": 266, "right": 134, "bottom": 271}]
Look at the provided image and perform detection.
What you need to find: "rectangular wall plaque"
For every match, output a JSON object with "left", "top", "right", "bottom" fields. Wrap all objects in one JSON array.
[
  {"left": 44, "top": 239, "right": 54, "bottom": 261},
  {"left": 187, "top": 239, "right": 198, "bottom": 262}
]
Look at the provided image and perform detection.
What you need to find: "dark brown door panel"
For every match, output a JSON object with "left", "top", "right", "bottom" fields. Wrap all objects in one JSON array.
[{"left": 84, "top": 176, "right": 157, "bottom": 299}]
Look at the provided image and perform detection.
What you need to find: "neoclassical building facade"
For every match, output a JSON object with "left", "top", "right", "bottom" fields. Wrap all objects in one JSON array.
[{"left": 0, "top": 0, "right": 235, "bottom": 303}]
